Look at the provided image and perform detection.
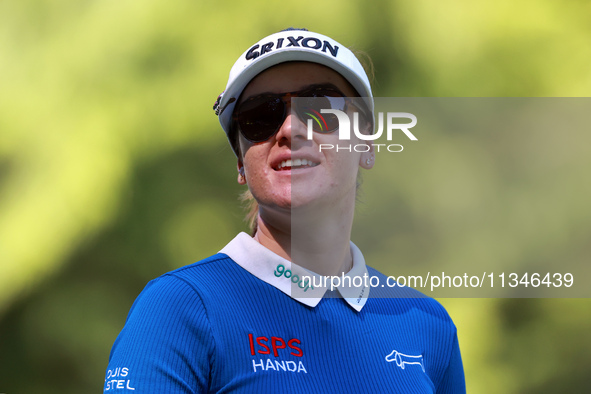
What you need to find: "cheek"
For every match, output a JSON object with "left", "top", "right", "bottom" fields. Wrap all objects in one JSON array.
[
  {"left": 321, "top": 151, "right": 360, "bottom": 191},
  {"left": 241, "top": 146, "right": 277, "bottom": 192},
  {"left": 243, "top": 151, "right": 261, "bottom": 177},
  {"left": 239, "top": 139, "right": 264, "bottom": 174},
  {"left": 338, "top": 152, "right": 362, "bottom": 177}
]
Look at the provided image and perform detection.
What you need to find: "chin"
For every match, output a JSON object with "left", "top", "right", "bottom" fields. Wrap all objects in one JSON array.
[
  {"left": 289, "top": 194, "right": 323, "bottom": 211},
  {"left": 255, "top": 189, "right": 293, "bottom": 211}
]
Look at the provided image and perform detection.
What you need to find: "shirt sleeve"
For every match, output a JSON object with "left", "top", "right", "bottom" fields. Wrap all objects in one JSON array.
[
  {"left": 436, "top": 331, "right": 466, "bottom": 394},
  {"left": 104, "top": 275, "right": 213, "bottom": 393}
]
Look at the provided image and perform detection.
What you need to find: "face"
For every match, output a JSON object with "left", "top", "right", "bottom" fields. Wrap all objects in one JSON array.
[{"left": 236, "top": 62, "right": 373, "bottom": 219}]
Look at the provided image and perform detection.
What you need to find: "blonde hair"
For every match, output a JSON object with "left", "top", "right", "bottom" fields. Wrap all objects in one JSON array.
[{"left": 239, "top": 188, "right": 259, "bottom": 236}]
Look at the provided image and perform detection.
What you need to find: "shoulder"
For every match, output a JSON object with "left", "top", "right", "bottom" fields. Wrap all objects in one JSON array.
[
  {"left": 128, "top": 252, "right": 269, "bottom": 325},
  {"left": 120, "top": 253, "right": 241, "bottom": 326},
  {"left": 105, "top": 255, "right": 234, "bottom": 393},
  {"left": 365, "top": 265, "right": 456, "bottom": 328},
  {"left": 165, "top": 252, "right": 236, "bottom": 281},
  {"left": 145, "top": 253, "right": 244, "bottom": 295},
  {"left": 109, "top": 254, "right": 240, "bottom": 366},
  {"left": 365, "top": 266, "right": 464, "bottom": 391},
  {"left": 133, "top": 254, "right": 230, "bottom": 300}
]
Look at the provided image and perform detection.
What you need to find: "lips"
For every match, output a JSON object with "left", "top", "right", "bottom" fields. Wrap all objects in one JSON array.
[{"left": 274, "top": 158, "right": 320, "bottom": 171}]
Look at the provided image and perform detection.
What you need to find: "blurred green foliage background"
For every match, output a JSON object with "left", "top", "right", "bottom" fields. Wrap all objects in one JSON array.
[{"left": 0, "top": 0, "right": 590, "bottom": 392}]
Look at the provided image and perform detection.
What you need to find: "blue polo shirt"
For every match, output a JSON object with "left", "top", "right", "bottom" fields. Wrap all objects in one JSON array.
[{"left": 104, "top": 233, "right": 465, "bottom": 393}]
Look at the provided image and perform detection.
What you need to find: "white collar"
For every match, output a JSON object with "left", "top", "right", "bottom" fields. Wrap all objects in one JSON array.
[{"left": 220, "top": 232, "right": 370, "bottom": 312}]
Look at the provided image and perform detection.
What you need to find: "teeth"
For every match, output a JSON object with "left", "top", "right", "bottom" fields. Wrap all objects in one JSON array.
[{"left": 277, "top": 159, "right": 319, "bottom": 169}]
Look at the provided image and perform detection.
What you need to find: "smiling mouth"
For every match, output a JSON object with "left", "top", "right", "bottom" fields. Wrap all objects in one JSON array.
[{"left": 275, "top": 159, "right": 320, "bottom": 171}]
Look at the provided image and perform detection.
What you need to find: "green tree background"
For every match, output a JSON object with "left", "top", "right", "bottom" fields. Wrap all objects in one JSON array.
[{"left": 1, "top": 0, "right": 590, "bottom": 392}]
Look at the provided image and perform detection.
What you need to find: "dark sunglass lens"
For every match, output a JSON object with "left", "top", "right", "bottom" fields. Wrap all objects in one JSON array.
[
  {"left": 237, "top": 98, "right": 285, "bottom": 142},
  {"left": 298, "top": 94, "right": 347, "bottom": 133},
  {"left": 323, "top": 96, "right": 347, "bottom": 131}
]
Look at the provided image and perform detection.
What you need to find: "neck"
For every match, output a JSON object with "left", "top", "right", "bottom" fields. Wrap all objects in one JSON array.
[{"left": 253, "top": 195, "right": 356, "bottom": 277}]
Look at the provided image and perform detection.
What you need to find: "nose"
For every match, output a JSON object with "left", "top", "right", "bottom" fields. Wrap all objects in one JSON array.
[{"left": 274, "top": 109, "right": 309, "bottom": 148}]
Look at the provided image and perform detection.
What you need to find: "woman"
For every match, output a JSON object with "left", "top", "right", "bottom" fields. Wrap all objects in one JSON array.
[{"left": 104, "top": 29, "right": 465, "bottom": 393}]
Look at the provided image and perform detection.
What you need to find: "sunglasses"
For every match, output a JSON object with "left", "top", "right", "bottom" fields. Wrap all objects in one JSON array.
[{"left": 232, "top": 84, "right": 354, "bottom": 143}]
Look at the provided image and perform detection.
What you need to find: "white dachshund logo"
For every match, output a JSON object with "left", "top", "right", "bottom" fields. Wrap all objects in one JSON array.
[{"left": 385, "top": 349, "right": 425, "bottom": 373}]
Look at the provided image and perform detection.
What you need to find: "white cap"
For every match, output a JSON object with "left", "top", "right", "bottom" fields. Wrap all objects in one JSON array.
[{"left": 214, "top": 29, "right": 374, "bottom": 155}]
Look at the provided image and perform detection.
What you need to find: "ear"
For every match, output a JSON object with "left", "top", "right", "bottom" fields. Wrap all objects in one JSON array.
[
  {"left": 237, "top": 160, "right": 247, "bottom": 185},
  {"left": 359, "top": 144, "right": 374, "bottom": 169}
]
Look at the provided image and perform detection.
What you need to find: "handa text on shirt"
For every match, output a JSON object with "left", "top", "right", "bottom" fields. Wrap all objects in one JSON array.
[
  {"left": 245, "top": 36, "right": 339, "bottom": 61},
  {"left": 252, "top": 358, "right": 308, "bottom": 373}
]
